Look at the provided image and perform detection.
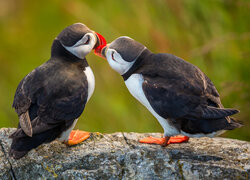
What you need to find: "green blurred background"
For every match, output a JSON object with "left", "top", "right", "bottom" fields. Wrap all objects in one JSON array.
[{"left": 0, "top": 0, "right": 249, "bottom": 141}]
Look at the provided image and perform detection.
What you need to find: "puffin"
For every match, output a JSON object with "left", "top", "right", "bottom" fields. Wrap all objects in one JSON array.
[
  {"left": 95, "top": 36, "right": 242, "bottom": 146},
  {"left": 9, "top": 23, "right": 106, "bottom": 159}
]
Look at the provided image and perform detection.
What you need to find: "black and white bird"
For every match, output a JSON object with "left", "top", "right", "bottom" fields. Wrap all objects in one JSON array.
[
  {"left": 9, "top": 23, "right": 106, "bottom": 159},
  {"left": 96, "top": 36, "right": 242, "bottom": 146}
]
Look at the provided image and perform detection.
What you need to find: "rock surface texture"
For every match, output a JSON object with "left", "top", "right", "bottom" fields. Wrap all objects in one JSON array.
[{"left": 0, "top": 128, "right": 249, "bottom": 180}]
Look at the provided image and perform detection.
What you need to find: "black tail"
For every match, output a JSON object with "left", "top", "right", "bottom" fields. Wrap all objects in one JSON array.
[
  {"left": 9, "top": 127, "right": 62, "bottom": 159},
  {"left": 180, "top": 117, "right": 243, "bottom": 135},
  {"left": 223, "top": 117, "right": 243, "bottom": 130},
  {"left": 201, "top": 106, "right": 239, "bottom": 120}
]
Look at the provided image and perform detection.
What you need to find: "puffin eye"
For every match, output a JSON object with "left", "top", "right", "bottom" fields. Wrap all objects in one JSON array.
[
  {"left": 111, "top": 51, "right": 116, "bottom": 61},
  {"left": 83, "top": 36, "right": 90, "bottom": 45}
]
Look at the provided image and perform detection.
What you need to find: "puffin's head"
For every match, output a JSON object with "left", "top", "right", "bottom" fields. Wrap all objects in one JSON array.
[
  {"left": 95, "top": 36, "right": 145, "bottom": 75},
  {"left": 52, "top": 23, "right": 106, "bottom": 59}
]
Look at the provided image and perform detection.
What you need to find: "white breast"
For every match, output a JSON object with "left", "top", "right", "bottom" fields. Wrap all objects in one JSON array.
[
  {"left": 84, "top": 66, "right": 95, "bottom": 102},
  {"left": 58, "top": 118, "right": 78, "bottom": 142},
  {"left": 125, "top": 74, "right": 179, "bottom": 137}
]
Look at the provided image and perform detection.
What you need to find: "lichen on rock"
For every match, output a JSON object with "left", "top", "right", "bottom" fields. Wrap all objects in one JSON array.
[{"left": 0, "top": 128, "right": 249, "bottom": 179}]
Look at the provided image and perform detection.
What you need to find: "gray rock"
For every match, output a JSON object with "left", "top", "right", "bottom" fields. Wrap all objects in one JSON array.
[{"left": 0, "top": 128, "right": 249, "bottom": 180}]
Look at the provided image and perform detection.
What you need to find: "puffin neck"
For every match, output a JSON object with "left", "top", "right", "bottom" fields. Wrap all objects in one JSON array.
[{"left": 122, "top": 48, "right": 151, "bottom": 81}]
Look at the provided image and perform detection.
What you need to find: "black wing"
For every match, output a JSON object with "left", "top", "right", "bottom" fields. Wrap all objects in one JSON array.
[
  {"left": 12, "top": 74, "right": 33, "bottom": 136},
  {"left": 11, "top": 85, "right": 88, "bottom": 138},
  {"left": 141, "top": 53, "right": 238, "bottom": 121},
  {"left": 11, "top": 62, "right": 88, "bottom": 138}
]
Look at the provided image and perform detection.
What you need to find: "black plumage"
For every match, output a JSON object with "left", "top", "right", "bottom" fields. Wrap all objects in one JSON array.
[
  {"left": 123, "top": 48, "right": 241, "bottom": 135},
  {"left": 9, "top": 23, "right": 94, "bottom": 159}
]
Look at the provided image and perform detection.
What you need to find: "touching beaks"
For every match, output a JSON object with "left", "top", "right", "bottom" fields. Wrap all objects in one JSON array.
[
  {"left": 94, "top": 44, "right": 108, "bottom": 59},
  {"left": 93, "top": 32, "right": 108, "bottom": 59}
]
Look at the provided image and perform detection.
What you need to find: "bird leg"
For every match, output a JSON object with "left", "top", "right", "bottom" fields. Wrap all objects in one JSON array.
[
  {"left": 162, "top": 136, "right": 171, "bottom": 147},
  {"left": 65, "top": 130, "right": 90, "bottom": 146},
  {"left": 139, "top": 135, "right": 189, "bottom": 146}
]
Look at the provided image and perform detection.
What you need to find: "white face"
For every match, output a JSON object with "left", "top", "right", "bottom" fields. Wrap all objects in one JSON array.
[
  {"left": 62, "top": 32, "right": 96, "bottom": 59},
  {"left": 106, "top": 48, "right": 135, "bottom": 75}
]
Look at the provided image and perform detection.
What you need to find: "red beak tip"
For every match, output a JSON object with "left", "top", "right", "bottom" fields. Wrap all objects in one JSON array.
[
  {"left": 94, "top": 32, "right": 107, "bottom": 59},
  {"left": 94, "top": 45, "right": 106, "bottom": 59},
  {"left": 95, "top": 32, "right": 107, "bottom": 47}
]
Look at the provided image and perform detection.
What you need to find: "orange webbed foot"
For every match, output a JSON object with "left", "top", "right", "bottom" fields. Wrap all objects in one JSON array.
[
  {"left": 139, "top": 136, "right": 165, "bottom": 145},
  {"left": 65, "top": 130, "right": 90, "bottom": 146},
  {"left": 168, "top": 135, "right": 189, "bottom": 144},
  {"left": 139, "top": 135, "right": 189, "bottom": 146}
]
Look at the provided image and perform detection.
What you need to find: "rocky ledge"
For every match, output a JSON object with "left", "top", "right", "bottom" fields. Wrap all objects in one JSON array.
[{"left": 0, "top": 128, "right": 249, "bottom": 180}]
